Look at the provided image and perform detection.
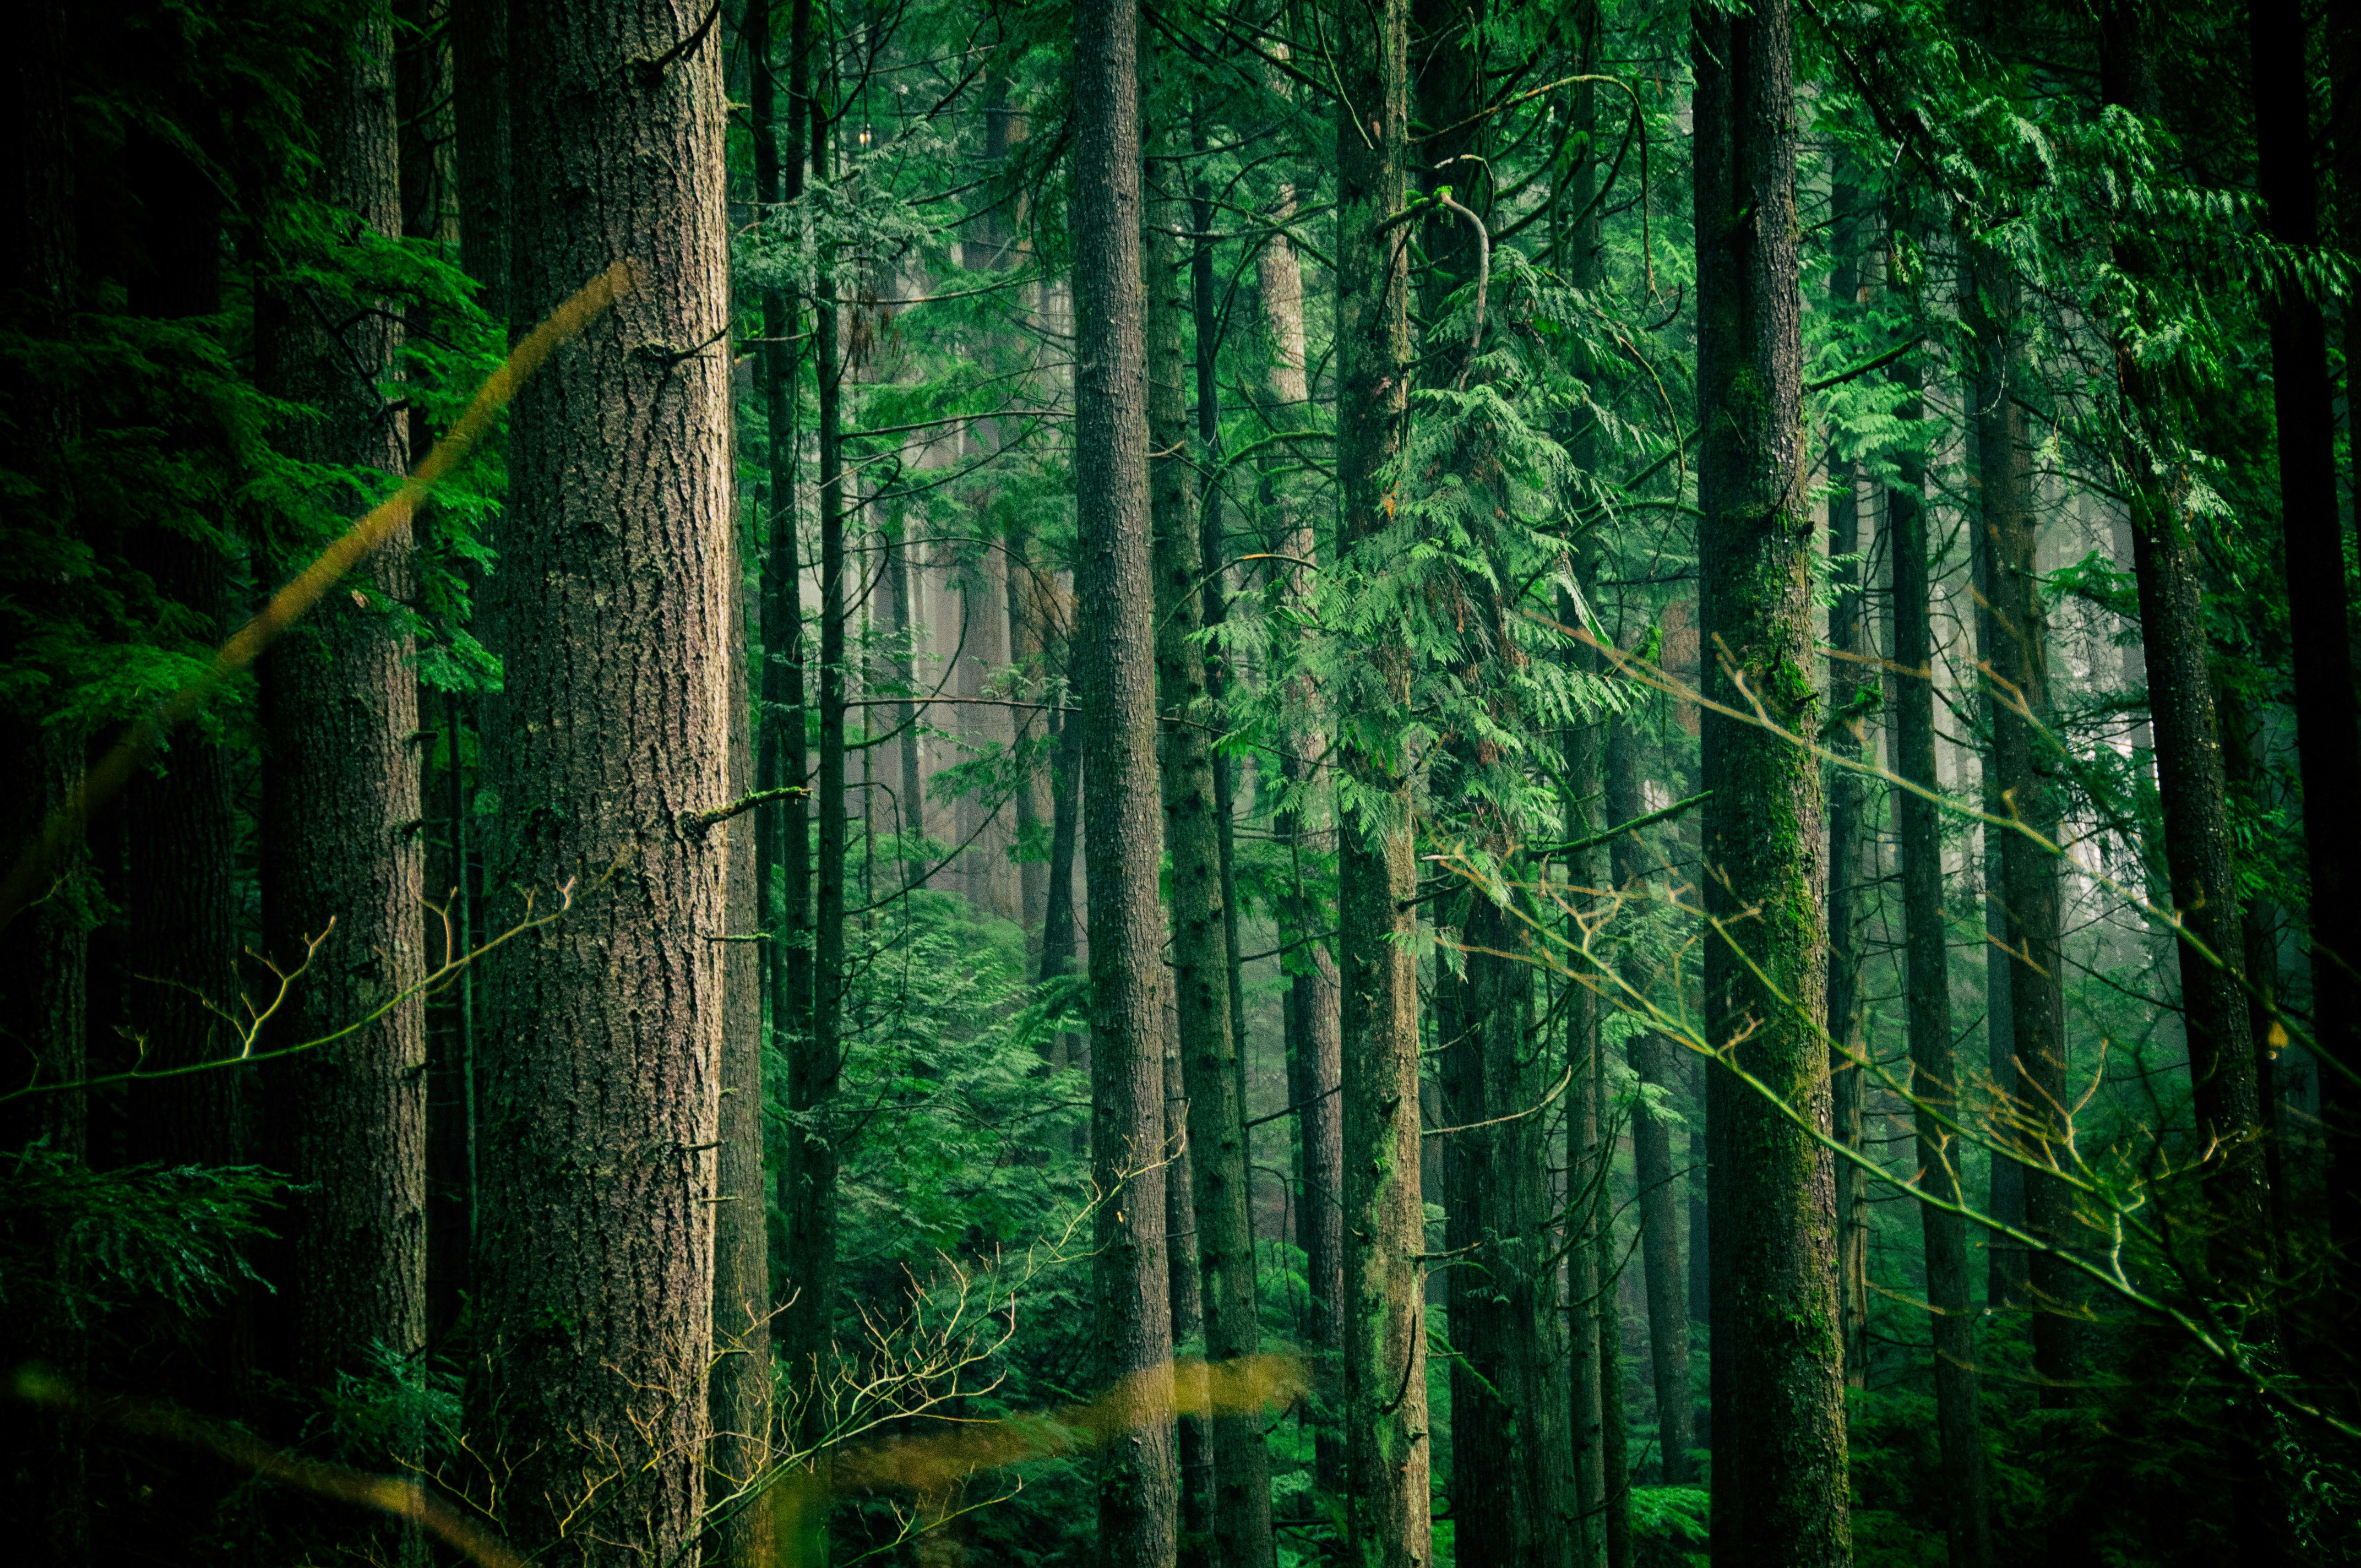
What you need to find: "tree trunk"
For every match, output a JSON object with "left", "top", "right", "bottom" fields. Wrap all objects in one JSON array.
[
  {"left": 1965, "top": 165, "right": 2076, "bottom": 1403},
  {"left": 1596, "top": 1069, "right": 1631, "bottom": 1568},
  {"left": 1148, "top": 58, "right": 1273, "bottom": 1568},
  {"left": 1822, "top": 163, "right": 1874, "bottom": 1385},
  {"left": 1333, "top": 0, "right": 1429, "bottom": 1560},
  {"left": 450, "top": 0, "right": 508, "bottom": 322},
  {"left": 1691, "top": 2, "right": 1851, "bottom": 1561},
  {"left": 257, "top": 7, "right": 427, "bottom": 1428},
  {"left": 1169, "top": 1027, "right": 1215, "bottom": 1568},
  {"left": 467, "top": 1, "right": 732, "bottom": 1558},
  {"left": 2245, "top": 0, "right": 2361, "bottom": 1297},
  {"left": 1605, "top": 718, "right": 1695, "bottom": 1484},
  {"left": 1254, "top": 66, "right": 1346, "bottom": 1512},
  {"left": 1890, "top": 330, "right": 1993, "bottom": 1568},
  {"left": 1070, "top": 1, "right": 1180, "bottom": 1562}
]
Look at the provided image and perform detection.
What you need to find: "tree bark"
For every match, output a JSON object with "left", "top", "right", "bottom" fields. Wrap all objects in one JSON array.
[
  {"left": 467, "top": 2, "right": 732, "bottom": 1559},
  {"left": 1691, "top": 2, "right": 1851, "bottom": 1561},
  {"left": 450, "top": 0, "right": 508, "bottom": 320},
  {"left": 257, "top": 7, "right": 427, "bottom": 1428},
  {"left": 1889, "top": 330, "right": 1993, "bottom": 1568},
  {"left": 1333, "top": 0, "right": 1429, "bottom": 1560},
  {"left": 1964, "top": 169, "right": 2076, "bottom": 1402},
  {"left": 1168, "top": 1027, "right": 1215, "bottom": 1568},
  {"left": 2244, "top": 0, "right": 2361, "bottom": 1296},
  {"left": 1148, "top": 56, "right": 1274, "bottom": 1568},
  {"left": 1071, "top": 1, "right": 1181, "bottom": 1563},
  {"left": 1604, "top": 718, "right": 1694, "bottom": 1484}
]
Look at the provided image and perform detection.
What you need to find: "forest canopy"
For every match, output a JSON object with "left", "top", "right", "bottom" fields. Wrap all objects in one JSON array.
[{"left": 3, "top": 0, "right": 2360, "bottom": 1565}]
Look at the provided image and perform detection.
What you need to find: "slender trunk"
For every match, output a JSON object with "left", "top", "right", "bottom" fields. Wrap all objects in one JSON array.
[
  {"left": 1966, "top": 412, "right": 2026, "bottom": 1309},
  {"left": 1169, "top": 1027, "right": 1215, "bottom": 1568},
  {"left": 1563, "top": 682, "right": 1607, "bottom": 1568},
  {"left": 1071, "top": 1, "right": 1180, "bottom": 1561},
  {"left": 1334, "top": 0, "right": 1428, "bottom": 1560},
  {"left": 1823, "top": 165, "right": 1873, "bottom": 1384},
  {"left": 2245, "top": 0, "right": 2361, "bottom": 1293},
  {"left": 1254, "top": 63, "right": 1345, "bottom": 1510},
  {"left": 1605, "top": 720, "right": 1694, "bottom": 1483},
  {"left": 1149, "top": 61, "right": 1272, "bottom": 1568},
  {"left": 467, "top": 2, "right": 731, "bottom": 1559},
  {"left": 1890, "top": 329, "right": 1993, "bottom": 1568},
  {"left": 450, "top": 0, "right": 508, "bottom": 321},
  {"left": 713, "top": 12, "right": 774, "bottom": 1536},
  {"left": 888, "top": 521, "right": 927, "bottom": 886},
  {"left": 1965, "top": 171, "right": 2075, "bottom": 1402},
  {"left": 1595, "top": 1062, "right": 1631, "bottom": 1568},
  {"left": 1008, "top": 519, "right": 1050, "bottom": 935},
  {"left": 1691, "top": 3, "right": 1851, "bottom": 1561}
]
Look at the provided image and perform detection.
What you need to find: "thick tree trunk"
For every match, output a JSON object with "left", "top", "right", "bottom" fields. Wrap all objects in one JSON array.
[
  {"left": 1890, "top": 344, "right": 1993, "bottom": 1568},
  {"left": 1148, "top": 63, "right": 1274, "bottom": 1567},
  {"left": 1333, "top": 1, "right": 1429, "bottom": 1561},
  {"left": 2245, "top": 0, "right": 2361, "bottom": 1293},
  {"left": 1605, "top": 719, "right": 1695, "bottom": 1483},
  {"left": 1691, "top": 3, "right": 1851, "bottom": 1561},
  {"left": 1168, "top": 1030, "right": 1215, "bottom": 1568},
  {"left": 257, "top": 9, "right": 428, "bottom": 1429},
  {"left": 467, "top": 3, "right": 732, "bottom": 1560},
  {"left": 1070, "top": 2, "right": 1181, "bottom": 1562}
]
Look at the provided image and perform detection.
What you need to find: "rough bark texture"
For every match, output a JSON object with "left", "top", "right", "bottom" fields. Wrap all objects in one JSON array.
[
  {"left": 1071, "top": 1, "right": 1181, "bottom": 1562},
  {"left": 1605, "top": 720, "right": 1694, "bottom": 1484},
  {"left": 1334, "top": 0, "right": 1429, "bottom": 1561},
  {"left": 1147, "top": 67, "right": 1274, "bottom": 1568},
  {"left": 468, "top": 4, "right": 732, "bottom": 1560},
  {"left": 1691, "top": 2, "right": 1852, "bottom": 1561},
  {"left": 257, "top": 8, "right": 428, "bottom": 1408},
  {"left": 1890, "top": 356, "right": 1993, "bottom": 1568},
  {"left": 2244, "top": 0, "right": 2361, "bottom": 1289},
  {"left": 1167, "top": 1028, "right": 1214, "bottom": 1568}
]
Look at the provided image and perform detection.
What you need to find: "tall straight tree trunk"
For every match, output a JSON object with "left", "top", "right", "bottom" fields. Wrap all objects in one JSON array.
[
  {"left": 1255, "top": 77, "right": 1347, "bottom": 1509},
  {"left": 1333, "top": 1, "right": 1428, "bottom": 1561},
  {"left": 257, "top": 7, "right": 427, "bottom": 1425},
  {"left": 450, "top": 0, "right": 508, "bottom": 322},
  {"left": 1561, "top": 655, "right": 1608, "bottom": 1568},
  {"left": 2244, "top": 0, "right": 2361, "bottom": 1289},
  {"left": 1595, "top": 1060, "right": 1631, "bottom": 1568},
  {"left": 1963, "top": 172, "right": 2075, "bottom": 1402},
  {"left": 1147, "top": 57, "right": 1273, "bottom": 1568},
  {"left": 1889, "top": 337, "right": 1993, "bottom": 1568},
  {"left": 889, "top": 521, "right": 927, "bottom": 886},
  {"left": 1606, "top": 718, "right": 1694, "bottom": 1483},
  {"left": 468, "top": 2, "right": 732, "bottom": 1560},
  {"left": 1071, "top": 2, "right": 1180, "bottom": 1563},
  {"left": 1823, "top": 165, "right": 1873, "bottom": 1383},
  {"left": 1691, "top": 2, "right": 1851, "bottom": 1562},
  {"left": 1168, "top": 1030, "right": 1214, "bottom": 1568},
  {"left": 791, "top": 24, "right": 849, "bottom": 1508}
]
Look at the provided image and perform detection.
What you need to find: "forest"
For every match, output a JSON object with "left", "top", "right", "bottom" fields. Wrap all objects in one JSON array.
[{"left": 3, "top": 0, "right": 2359, "bottom": 1563}]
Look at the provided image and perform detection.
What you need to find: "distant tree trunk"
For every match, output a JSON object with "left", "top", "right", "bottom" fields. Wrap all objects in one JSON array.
[
  {"left": 1008, "top": 518, "right": 1051, "bottom": 936},
  {"left": 1333, "top": 0, "right": 1428, "bottom": 1560},
  {"left": 2244, "top": 0, "right": 2361, "bottom": 1293},
  {"left": 1168, "top": 1029, "right": 1214, "bottom": 1568},
  {"left": 1605, "top": 718, "right": 1694, "bottom": 1484},
  {"left": 1254, "top": 75, "right": 1346, "bottom": 1510},
  {"left": 1691, "top": 2, "right": 1851, "bottom": 1561},
  {"left": 1889, "top": 328, "right": 1993, "bottom": 1568},
  {"left": 449, "top": 0, "right": 508, "bottom": 320},
  {"left": 1562, "top": 689, "right": 1608, "bottom": 1568},
  {"left": 467, "top": 1, "right": 732, "bottom": 1559},
  {"left": 1070, "top": 2, "right": 1181, "bottom": 1562},
  {"left": 1148, "top": 57, "right": 1272, "bottom": 1568},
  {"left": 256, "top": 7, "right": 427, "bottom": 1440},
  {"left": 888, "top": 521, "right": 927, "bottom": 886},
  {"left": 1963, "top": 148, "right": 2075, "bottom": 1401},
  {"left": 1823, "top": 165, "right": 1874, "bottom": 1382},
  {"left": 1595, "top": 1065, "right": 1631, "bottom": 1568}
]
